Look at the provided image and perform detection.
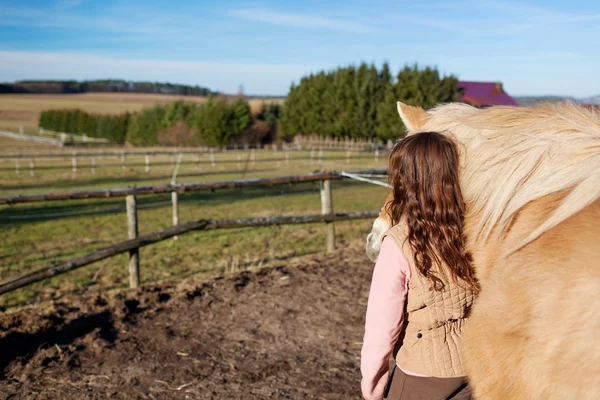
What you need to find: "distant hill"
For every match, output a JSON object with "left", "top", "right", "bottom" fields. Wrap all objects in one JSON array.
[
  {"left": 579, "top": 95, "right": 600, "bottom": 105},
  {"left": 514, "top": 96, "right": 575, "bottom": 106},
  {"left": 514, "top": 95, "right": 600, "bottom": 106},
  {"left": 0, "top": 79, "right": 216, "bottom": 97}
]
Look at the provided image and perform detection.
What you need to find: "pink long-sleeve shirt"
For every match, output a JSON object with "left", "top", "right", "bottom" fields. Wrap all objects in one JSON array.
[{"left": 361, "top": 236, "right": 425, "bottom": 400}]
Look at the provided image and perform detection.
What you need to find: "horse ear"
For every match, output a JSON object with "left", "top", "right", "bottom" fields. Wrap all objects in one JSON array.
[{"left": 397, "top": 102, "right": 429, "bottom": 133}]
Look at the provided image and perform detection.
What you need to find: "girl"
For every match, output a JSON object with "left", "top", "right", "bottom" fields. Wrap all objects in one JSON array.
[{"left": 361, "top": 132, "right": 479, "bottom": 400}]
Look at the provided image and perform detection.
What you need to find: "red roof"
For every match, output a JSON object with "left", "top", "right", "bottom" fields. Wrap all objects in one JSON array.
[{"left": 458, "top": 81, "right": 517, "bottom": 107}]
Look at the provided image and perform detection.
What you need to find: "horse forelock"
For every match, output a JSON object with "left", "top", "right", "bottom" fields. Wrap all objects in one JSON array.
[{"left": 424, "top": 102, "right": 600, "bottom": 256}]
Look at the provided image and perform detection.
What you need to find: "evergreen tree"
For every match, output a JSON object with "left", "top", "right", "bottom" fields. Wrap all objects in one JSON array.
[
  {"left": 229, "top": 99, "right": 252, "bottom": 139},
  {"left": 191, "top": 96, "right": 230, "bottom": 146},
  {"left": 281, "top": 62, "right": 458, "bottom": 140},
  {"left": 375, "top": 65, "right": 459, "bottom": 140}
]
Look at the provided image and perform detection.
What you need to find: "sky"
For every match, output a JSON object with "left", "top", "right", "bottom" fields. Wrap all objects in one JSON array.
[{"left": 0, "top": 0, "right": 599, "bottom": 97}]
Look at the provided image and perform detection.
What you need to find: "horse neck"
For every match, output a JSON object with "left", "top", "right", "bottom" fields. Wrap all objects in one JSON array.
[{"left": 464, "top": 190, "right": 600, "bottom": 287}]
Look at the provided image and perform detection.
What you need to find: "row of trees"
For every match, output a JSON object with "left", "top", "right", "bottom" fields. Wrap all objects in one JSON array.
[
  {"left": 37, "top": 64, "right": 461, "bottom": 146},
  {"left": 280, "top": 64, "right": 461, "bottom": 140},
  {"left": 39, "top": 109, "right": 130, "bottom": 143},
  {"left": 1, "top": 80, "right": 214, "bottom": 96},
  {"left": 39, "top": 98, "right": 280, "bottom": 146}
]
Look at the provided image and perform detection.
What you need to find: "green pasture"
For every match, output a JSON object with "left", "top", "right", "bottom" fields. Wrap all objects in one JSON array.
[{"left": 0, "top": 146, "right": 388, "bottom": 308}]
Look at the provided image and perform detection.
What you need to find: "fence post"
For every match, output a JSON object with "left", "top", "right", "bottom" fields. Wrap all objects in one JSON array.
[
  {"left": 126, "top": 195, "right": 140, "bottom": 289},
  {"left": 250, "top": 148, "right": 255, "bottom": 166},
  {"left": 210, "top": 149, "right": 216, "bottom": 167},
  {"left": 171, "top": 191, "right": 179, "bottom": 240},
  {"left": 72, "top": 152, "right": 77, "bottom": 173},
  {"left": 29, "top": 159, "right": 35, "bottom": 177},
  {"left": 91, "top": 157, "right": 96, "bottom": 176},
  {"left": 374, "top": 148, "right": 380, "bottom": 162},
  {"left": 169, "top": 154, "right": 183, "bottom": 240},
  {"left": 145, "top": 153, "right": 150, "bottom": 173},
  {"left": 320, "top": 179, "right": 335, "bottom": 252},
  {"left": 121, "top": 152, "right": 126, "bottom": 172}
]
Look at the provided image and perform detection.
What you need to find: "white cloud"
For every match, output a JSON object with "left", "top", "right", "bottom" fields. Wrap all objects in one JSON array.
[
  {"left": 226, "top": 8, "right": 374, "bottom": 34},
  {"left": 0, "top": 51, "right": 328, "bottom": 95}
]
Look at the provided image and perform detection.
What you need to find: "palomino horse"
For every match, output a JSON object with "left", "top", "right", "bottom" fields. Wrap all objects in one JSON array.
[{"left": 366, "top": 102, "right": 600, "bottom": 399}]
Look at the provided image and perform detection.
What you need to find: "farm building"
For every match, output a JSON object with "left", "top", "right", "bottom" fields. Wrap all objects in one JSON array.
[{"left": 458, "top": 81, "right": 517, "bottom": 107}]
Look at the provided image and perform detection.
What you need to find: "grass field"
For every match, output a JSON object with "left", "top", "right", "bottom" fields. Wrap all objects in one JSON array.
[
  {"left": 0, "top": 92, "right": 283, "bottom": 133},
  {"left": 0, "top": 138, "right": 388, "bottom": 308}
]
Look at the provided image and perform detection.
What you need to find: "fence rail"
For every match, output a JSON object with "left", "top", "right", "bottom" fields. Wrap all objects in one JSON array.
[
  {"left": 0, "top": 211, "right": 379, "bottom": 296},
  {"left": 0, "top": 169, "right": 387, "bottom": 205},
  {"left": 0, "top": 169, "right": 389, "bottom": 297},
  {"left": 0, "top": 146, "right": 387, "bottom": 159},
  {"left": 0, "top": 130, "right": 63, "bottom": 146},
  {"left": 0, "top": 154, "right": 381, "bottom": 172}
]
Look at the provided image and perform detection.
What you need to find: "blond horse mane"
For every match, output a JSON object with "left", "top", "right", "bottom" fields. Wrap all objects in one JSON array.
[{"left": 421, "top": 102, "right": 600, "bottom": 256}]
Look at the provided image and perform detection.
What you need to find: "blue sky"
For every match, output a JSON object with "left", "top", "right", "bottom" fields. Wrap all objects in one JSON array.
[{"left": 0, "top": 0, "right": 599, "bottom": 97}]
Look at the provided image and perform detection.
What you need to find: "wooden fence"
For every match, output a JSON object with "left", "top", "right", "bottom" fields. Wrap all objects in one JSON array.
[
  {"left": 37, "top": 128, "right": 111, "bottom": 144},
  {"left": 0, "top": 130, "right": 63, "bottom": 146},
  {"left": 0, "top": 152, "right": 384, "bottom": 174},
  {"left": 0, "top": 169, "right": 387, "bottom": 296},
  {"left": 1, "top": 146, "right": 386, "bottom": 158},
  {"left": 2, "top": 147, "right": 388, "bottom": 176},
  {"left": 293, "top": 134, "right": 393, "bottom": 150}
]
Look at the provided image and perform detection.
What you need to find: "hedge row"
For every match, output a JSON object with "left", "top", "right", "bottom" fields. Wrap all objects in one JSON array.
[{"left": 39, "top": 98, "right": 281, "bottom": 146}]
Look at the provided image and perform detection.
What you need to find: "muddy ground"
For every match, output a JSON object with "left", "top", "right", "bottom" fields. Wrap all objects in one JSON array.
[{"left": 0, "top": 245, "right": 374, "bottom": 399}]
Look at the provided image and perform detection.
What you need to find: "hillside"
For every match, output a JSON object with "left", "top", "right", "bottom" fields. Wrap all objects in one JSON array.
[
  {"left": 514, "top": 95, "right": 600, "bottom": 106},
  {"left": 0, "top": 93, "right": 282, "bottom": 133},
  {"left": 0, "top": 80, "right": 214, "bottom": 97},
  {"left": 579, "top": 95, "right": 600, "bottom": 105}
]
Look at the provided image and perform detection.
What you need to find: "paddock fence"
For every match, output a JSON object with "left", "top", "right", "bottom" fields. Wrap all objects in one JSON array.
[
  {"left": 0, "top": 169, "right": 388, "bottom": 296},
  {"left": 1, "top": 146, "right": 389, "bottom": 176}
]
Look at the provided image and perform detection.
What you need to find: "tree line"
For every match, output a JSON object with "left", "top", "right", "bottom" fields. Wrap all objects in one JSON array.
[
  {"left": 37, "top": 64, "right": 461, "bottom": 146},
  {"left": 280, "top": 63, "right": 461, "bottom": 140},
  {"left": 0, "top": 80, "right": 214, "bottom": 96},
  {"left": 39, "top": 98, "right": 282, "bottom": 147}
]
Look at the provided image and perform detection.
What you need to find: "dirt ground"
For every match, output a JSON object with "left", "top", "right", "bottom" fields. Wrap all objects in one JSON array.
[{"left": 0, "top": 244, "right": 374, "bottom": 399}]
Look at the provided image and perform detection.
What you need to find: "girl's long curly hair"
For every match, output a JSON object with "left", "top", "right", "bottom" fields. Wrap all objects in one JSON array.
[{"left": 386, "top": 131, "right": 479, "bottom": 293}]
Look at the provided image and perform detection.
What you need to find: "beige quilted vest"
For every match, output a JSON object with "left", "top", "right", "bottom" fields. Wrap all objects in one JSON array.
[{"left": 383, "top": 224, "right": 475, "bottom": 378}]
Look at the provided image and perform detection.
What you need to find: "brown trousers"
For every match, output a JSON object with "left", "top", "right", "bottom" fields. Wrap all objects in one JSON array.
[{"left": 384, "top": 366, "right": 472, "bottom": 400}]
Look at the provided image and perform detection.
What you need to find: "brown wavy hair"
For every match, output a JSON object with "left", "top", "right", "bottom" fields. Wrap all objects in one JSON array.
[{"left": 386, "top": 132, "right": 479, "bottom": 293}]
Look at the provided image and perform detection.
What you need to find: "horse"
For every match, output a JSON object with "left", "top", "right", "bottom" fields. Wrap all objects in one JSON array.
[{"left": 365, "top": 101, "right": 600, "bottom": 399}]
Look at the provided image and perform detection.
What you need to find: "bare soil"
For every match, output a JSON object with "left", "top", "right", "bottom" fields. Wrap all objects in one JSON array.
[{"left": 0, "top": 245, "right": 372, "bottom": 399}]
